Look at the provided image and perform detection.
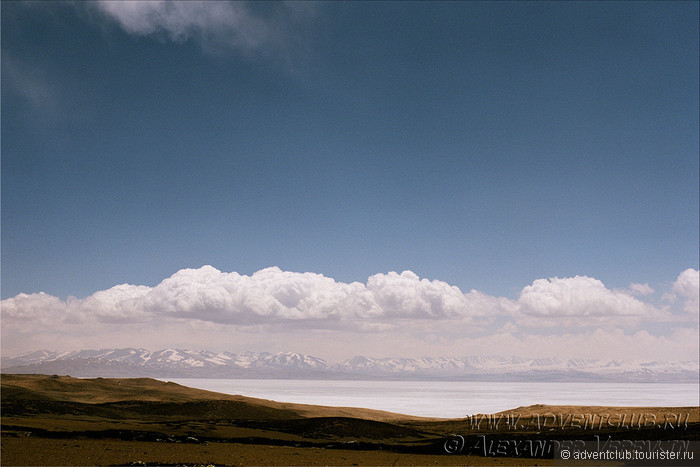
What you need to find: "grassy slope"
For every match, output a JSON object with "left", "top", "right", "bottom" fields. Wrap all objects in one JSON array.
[
  {"left": 1, "top": 374, "right": 439, "bottom": 446},
  {"left": 2, "top": 374, "right": 699, "bottom": 466},
  {"left": 1, "top": 373, "right": 435, "bottom": 422}
]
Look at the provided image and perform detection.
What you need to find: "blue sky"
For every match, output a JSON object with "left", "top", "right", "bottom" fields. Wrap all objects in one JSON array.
[{"left": 1, "top": 1, "right": 698, "bottom": 360}]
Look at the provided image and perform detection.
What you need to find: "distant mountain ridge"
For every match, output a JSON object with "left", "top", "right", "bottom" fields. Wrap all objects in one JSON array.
[{"left": 2, "top": 348, "right": 698, "bottom": 382}]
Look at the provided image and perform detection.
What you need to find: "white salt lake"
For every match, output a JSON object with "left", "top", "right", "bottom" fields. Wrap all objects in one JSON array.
[{"left": 163, "top": 379, "right": 700, "bottom": 418}]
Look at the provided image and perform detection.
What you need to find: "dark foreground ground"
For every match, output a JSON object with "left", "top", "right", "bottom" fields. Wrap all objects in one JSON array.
[{"left": 2, "top": 374, "right": 698, "bottom": 466}]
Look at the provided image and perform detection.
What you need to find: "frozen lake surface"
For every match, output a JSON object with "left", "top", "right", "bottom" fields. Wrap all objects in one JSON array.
[{"left": 163, "top": 379, "right": 700, "bottom": 418}]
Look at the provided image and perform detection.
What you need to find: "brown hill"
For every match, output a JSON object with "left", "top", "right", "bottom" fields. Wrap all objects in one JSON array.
[
  {"left": 3, "top": 373, "right": 698, "bottom": 466},
  {"left": 1, "top": 373, "right": 433, "bottom": 422}
]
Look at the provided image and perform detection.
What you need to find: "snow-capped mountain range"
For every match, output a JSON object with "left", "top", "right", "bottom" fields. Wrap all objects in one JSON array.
[{"left": 1, "top": 348, "right": 698, "bottom": 382}]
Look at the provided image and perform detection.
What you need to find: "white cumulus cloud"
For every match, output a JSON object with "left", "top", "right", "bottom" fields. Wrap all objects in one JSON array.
[
  {"left": 627, "top": 282, "right": 654, "bottom": 296},
  {"left": 1, "top": 267, "right": 683, "bottom": 330},
  {"left": 1, "top": 266, "right": 503, "bottom": 329},
  {"left": 89, "top": 0, "right": 318, "bottom": 58},
  {"left": 668, "top": 268, "right": 700, "bottom": 315},
  {"left": 76, "top": 283, "right": 152, "bottom": 322},
  {"left": 1, "top": 292, "right": 66, "bottom": 326},
  {"left": 139, "top": 265, "right": 377, "bottom": 323},
  {"left": 2, "top": 267, "right": 697, "bottom": 360},
  {"left": 514, "top": 275, "right": 668, "bottom": 326},
  {"left": 365, "top": 270, "right": 506, "bottom": 320}
]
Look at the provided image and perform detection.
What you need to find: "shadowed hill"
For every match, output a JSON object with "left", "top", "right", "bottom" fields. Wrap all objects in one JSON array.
[
  {"left": 1, "top": 373, "right": 434, "bottom": 447},
  {"left": 1, "top": 373, "right": 437, "bottom": 422},
  {"left": 3, "top": 373, "right": 699, "bottom": 466},
  {"left": 2, "top": 373, "right": 284, "bottom": 403}
]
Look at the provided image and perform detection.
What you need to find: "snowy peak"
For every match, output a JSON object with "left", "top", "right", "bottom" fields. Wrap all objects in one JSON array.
[
  {"left": 2, "top": 348, "right": 697, "bottom": 382},
  {"left": 263, "top": 352, "right": 332, "bottom": 369},
  {"left": 0, "top": 350, "right": 68, "bottom": 366}
]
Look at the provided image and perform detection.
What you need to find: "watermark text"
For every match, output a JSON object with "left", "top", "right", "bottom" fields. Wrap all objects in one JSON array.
[{"left": 465, "top": 412, "right": 691, "bottom": 431}]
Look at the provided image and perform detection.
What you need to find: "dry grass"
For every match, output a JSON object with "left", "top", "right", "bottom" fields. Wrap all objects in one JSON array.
[
  {"left": 2, "top": 374, "right": 697, "bottom": 466},
  {"left": 1, "top": 437, "right": 558, "bottom": 466},
  {"left": 1, "top": 374, "right": 432, "bottom": 422}
]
